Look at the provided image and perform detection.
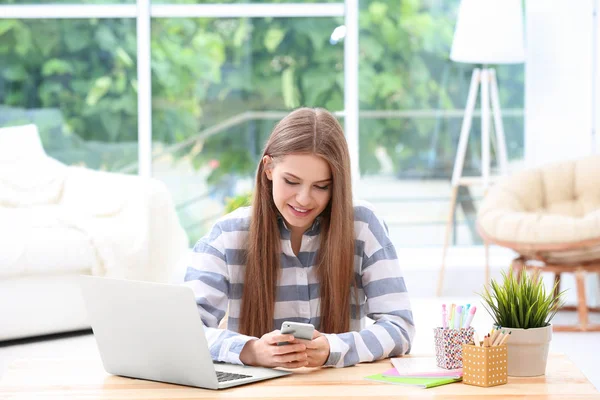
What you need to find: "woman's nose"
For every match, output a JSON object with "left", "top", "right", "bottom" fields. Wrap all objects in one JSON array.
[{"left": 296, "top": 186, "right": 311, "bottom": 206}]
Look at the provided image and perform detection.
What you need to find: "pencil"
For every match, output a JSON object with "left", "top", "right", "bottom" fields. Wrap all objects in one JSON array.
[
  {"left": 473, "top": 331, "right": 480, "bottom": 347},
  {"left": 498, "top": 331, "right": 511, "bottom": 345},
  {"left": 491, "top": 327, "right": 502, "bottom": 344},
  {"left": 492, "top": 330, "right": 505, "bottom": 346}
]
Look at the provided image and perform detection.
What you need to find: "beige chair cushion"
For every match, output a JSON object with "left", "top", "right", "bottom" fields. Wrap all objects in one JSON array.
[{"left": 477, "top": 155, "right": 600, "bottom": 264}]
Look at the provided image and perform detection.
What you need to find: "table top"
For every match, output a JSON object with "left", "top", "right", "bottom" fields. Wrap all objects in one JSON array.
[{"left": 1, "top": 354, "right": 599, "bottom": 399}]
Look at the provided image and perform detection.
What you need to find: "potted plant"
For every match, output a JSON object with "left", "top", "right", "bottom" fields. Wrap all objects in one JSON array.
[{"left": 478, "top": 268, "right": 566, "bottom": 377}]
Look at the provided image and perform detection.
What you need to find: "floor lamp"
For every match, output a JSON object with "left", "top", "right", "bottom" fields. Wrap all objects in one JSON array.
[{"left": 437, "top": 0, "right": 525, "bottom": 296}]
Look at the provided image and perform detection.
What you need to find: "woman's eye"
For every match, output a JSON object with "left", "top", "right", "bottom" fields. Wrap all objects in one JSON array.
[
  {"left": 315, "top": 185, "right": 330, "bottom": 190},
  {"left": 284, "top": 178, "right": 299, "bottom": 185}
]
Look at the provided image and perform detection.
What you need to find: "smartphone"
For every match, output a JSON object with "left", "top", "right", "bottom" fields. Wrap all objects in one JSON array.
[{"left": 278, "top": 321, "right": 315, "bottom": 345}]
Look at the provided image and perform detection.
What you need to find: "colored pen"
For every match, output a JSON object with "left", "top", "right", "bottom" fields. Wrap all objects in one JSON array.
[
  {"left": 454, "top": 306, "right": 463, "bottom": 329},
  {"left": 463, "top": 305, "right": 477, "bottom": 328},
  {"left": 449, "top": 304, "right": 456, "bottom": 329},
  {"left": 463, "top": 304, "right": 470, "bottom": 326},
  {"left": 442, "top": 304, "right": 448, "bottom": 329}
]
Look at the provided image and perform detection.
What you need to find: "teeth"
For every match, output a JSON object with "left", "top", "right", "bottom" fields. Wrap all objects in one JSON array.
[{"left": 292, "top": 206, "right": 308, "bottom": 213}]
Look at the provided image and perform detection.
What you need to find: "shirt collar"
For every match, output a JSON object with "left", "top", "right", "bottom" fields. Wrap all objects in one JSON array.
[{"left": 276, "top": 214, "right": 323, "bottom": 236}]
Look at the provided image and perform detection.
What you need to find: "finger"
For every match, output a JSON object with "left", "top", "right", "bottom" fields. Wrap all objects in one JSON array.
[
  {"left": 263, "top": 329, "right": 281, "bottom": 339},
  {"left": 278, "top": 360, "right": 309, "bottom": 369},
  {"left": 306, "top": 354, "right": 326, "bottom": 366},
  {"left": 303, "top": 340, "right": 318, "bottom": 350},
  {"left": 273, "top": 343, "right": 306, "bottom": 355},
  {"left": 312, "top": 330, "right": 322, "bottom": 339},
  {"left": 305, "top": 359, "right": 322, "bottom": 368},
  {"left": 304, "top": 336, "right": 323, "bottom": 349},
  {"left": 273, "top": 351, "right": 308, "bottom": 364},
  {"left": 268, "top": 334, "right": 295, "bottom": 345},
  {"left": 306, "top": 349, "right": 322, "bottom": 358},
  {"left": 289, "top": 338, "right": 311, "bottom": 346}
]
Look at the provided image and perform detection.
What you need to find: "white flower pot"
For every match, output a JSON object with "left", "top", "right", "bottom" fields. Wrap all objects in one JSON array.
[{"left": 505, "top": 324, "right": 552, "bottom": 377}]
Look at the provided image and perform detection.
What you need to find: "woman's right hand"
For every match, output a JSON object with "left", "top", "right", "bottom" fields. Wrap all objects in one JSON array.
[{"left": 239, "top": 330, "right": 308, "bottom": 368}]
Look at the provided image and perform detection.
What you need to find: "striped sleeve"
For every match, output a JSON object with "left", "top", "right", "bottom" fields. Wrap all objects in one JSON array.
[
  {"left": 323, "top": 204, "right": 415, "bottom": 367},
  {"left": 183, "top": 220, "right": 256, "bottom": 365}
]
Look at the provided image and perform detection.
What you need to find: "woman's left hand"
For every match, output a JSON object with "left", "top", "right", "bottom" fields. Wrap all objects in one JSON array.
[{"left": 297, "top": 330, "right": 330, "bottom": 367}]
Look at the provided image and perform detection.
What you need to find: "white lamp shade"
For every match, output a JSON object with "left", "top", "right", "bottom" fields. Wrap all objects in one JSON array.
[{"left": 450, "top": 0, "right": 525, "bottom": 64}]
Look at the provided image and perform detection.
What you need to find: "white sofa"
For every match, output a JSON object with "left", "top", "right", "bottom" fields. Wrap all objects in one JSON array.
[{"left": 0, "top": 125, "right": 189, "bottom": 341}]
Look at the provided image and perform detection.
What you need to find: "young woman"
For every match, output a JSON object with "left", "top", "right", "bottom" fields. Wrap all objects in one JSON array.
[{"left": 184, "top": 108, "right": 414, "bottom": 368}]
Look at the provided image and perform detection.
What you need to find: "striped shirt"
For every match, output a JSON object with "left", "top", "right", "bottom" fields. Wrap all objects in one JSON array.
[{"left": 183, "top": 201, "right": 415, "bottom": 368}]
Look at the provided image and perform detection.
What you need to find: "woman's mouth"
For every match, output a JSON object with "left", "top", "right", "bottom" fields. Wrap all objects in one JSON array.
[{"left": 288, "top": 204, "right": 312, "bottom": 217}]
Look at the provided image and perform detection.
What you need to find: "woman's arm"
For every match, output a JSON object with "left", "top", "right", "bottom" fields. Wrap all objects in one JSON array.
[
  {"left": 321, "top": 205, "right": 415, "bottom": 368},
  {"left": 322, "top": 245, "right": 415, "bottom": 367},
  {"left": 183, "top": 230, "right": 257, "bottom": 365}
]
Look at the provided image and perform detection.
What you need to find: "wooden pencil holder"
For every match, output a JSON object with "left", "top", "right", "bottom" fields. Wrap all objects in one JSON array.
[
  {"left": 433, "top": 327, "right": 474, "bottom": 369},
  {"left": 462, "top": 343, "right": 508, "bottom": 387}
]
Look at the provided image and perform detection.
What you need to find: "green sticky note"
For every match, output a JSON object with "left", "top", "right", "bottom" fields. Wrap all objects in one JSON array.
[{"left": 364, "top": 373, "right": 462, "bottom": 389}]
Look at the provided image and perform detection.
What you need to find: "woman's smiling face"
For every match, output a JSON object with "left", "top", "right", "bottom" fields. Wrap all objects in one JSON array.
[{"left": 264, "top": 153, "right": 332, "bottom": 232}]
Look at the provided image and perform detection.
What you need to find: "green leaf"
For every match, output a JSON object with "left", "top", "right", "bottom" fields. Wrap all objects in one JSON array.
[
  {"left": 368, "top": 2, "right": 389, "bottom": 24},
  {"left": 101, "top": 112, "right": 122, "bottom": 142},
  {"left": 64, "top": 28, "right": 89, "bottom": 52},
  {"left": 95, "top": 25, "right": 117, "bottom": 51},
  {"left": 264, "top": 28, "right": 285, "bottom": 53},
  {"left": 130, "top": 79, "right": 138, "bottom": 93},
  {"left": 302, "top": 70, "right": 334, "bottom": 107},
  {"left": 86, "top": 76, "right": 112, "bottom": 106},
  {"left": 116, "top": 47, "right": 134, "bottom": 68},
  {"left": 14, "top": 26, "right": 32, "bottom": 56},
  {"left": 114, "top": 71, "right": 127, "bottom": 93},
  {"left": 282, "top": 67, "right": 299, "bottom": 109},
  {"left": 233, "top": 19, "right": 250, "bottom": 48},
  {"left": 3, "top": 65, "right": 27, "bottom": 81},
  {"left": 477, "top": 268, "right": 567, "bottom": 329},
  {"left": 42, "top": 59, "right": 74, "bottom": 76},
  {"left": 0, "top": 20, "right": 17, "bottom": 37},
  {"left": 360, "top": 35, "right": 385, "bottom": 62},
  {"left": 38, "top": 81, "right": 64, "bottom": 106},
  {"left": 380, "top": 18, "right": 398, "bottom": 46},
  {"left": 224, "top": 192, "right": 252, "bottom": 214}
]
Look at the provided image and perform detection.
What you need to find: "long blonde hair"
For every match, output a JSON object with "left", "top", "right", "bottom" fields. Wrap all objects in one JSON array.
[{"left": 239, "top": 108, "right": 355, "bottom": 337}]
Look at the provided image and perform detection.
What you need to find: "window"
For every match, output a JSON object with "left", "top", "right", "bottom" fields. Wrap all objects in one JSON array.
[
  {"left": 356, "top": 0, "right": 524, "bottom": 246},
  {"left": 149, "top": 17, "right": 343, "bottom": 242},
  {"left": 0, "top": 18, "right": 138, "bottom": 171}
]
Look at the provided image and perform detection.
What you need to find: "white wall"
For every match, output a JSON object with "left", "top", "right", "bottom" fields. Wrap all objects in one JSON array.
[
  {"left": 525, "top": 0, "right": 599, "bottom": 307},
  {"left": 596, "top": 0, "right": 600, "bottom": 155},
  {"left": 525, "top": 0, "right": 595, "bottom": 167}
]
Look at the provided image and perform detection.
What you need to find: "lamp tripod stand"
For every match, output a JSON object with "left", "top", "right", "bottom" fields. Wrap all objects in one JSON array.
[{"left": 436, "top": 67, "right": 509, "bottom": 296}]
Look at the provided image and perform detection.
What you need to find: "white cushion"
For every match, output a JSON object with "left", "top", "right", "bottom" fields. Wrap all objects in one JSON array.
[
  {"left": 0, "top": 207, "right": 98, "bottom": 278},
  {"left": 0, "top": 124, "right": 67, "bottom": 206},
  {"left": 0, "top": 123, "right": 188, "bottom": 282},
  {"left": 0, "top": 124, "right": 45, "bottom": 161},
  {"left": 478, "top": 155, "right": 600, "bottom": 263}
]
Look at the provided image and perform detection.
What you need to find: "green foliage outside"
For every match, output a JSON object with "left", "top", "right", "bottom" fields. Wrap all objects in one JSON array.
[
  {"left": 0, "top": 0, "right": 524, "bottom": 240},
  {"left": 0, "top": 0, "right": 524, "bottom": 176},
  {"left": 478, "top": 268, "right": 566, "bottom": 329},
  {"left": 224, "top": 192, "right": 253, "bottom": 215}
]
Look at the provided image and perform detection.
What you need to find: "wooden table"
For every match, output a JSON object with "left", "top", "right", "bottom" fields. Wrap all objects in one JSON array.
[{"left": 1, "top": 354, "right": 599, "bottom": 399}]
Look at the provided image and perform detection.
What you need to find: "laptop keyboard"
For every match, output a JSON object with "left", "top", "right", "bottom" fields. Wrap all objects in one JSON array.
[{"left": 215, "top": 370, "right": 252, "bottom": 383}]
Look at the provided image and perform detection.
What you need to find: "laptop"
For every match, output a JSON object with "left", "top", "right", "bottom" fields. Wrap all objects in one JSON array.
[{"left": 79, "top": 276, "right": 291, "bottom": 389}]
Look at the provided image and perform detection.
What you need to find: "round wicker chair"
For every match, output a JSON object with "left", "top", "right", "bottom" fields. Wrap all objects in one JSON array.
[{"left": 477, "top": 155, "right": 600, "bottom": 332}]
